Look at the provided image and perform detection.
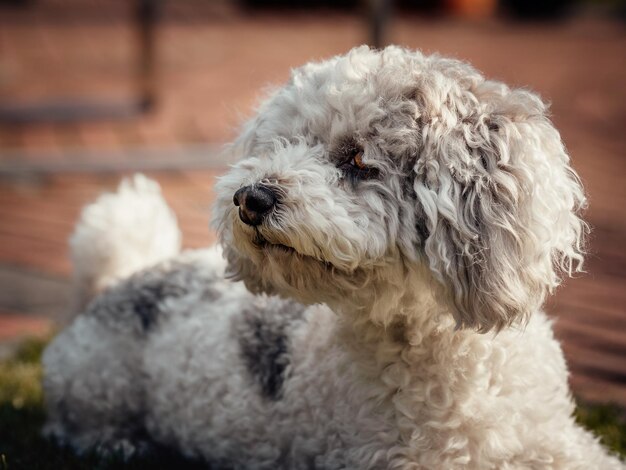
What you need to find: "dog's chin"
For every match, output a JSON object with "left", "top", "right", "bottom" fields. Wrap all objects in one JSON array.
[
  {"left": 233, "top": 223, "right": 344, "bottom": 277},
  {"left": 256, "top": 239, "right": 298, "bottom": 257},
  {"left": 232, "top": 229, "right": 377, "bottom": 306},
  {"left": 252, "top": 231, "right": 316, "bottom": 262}
]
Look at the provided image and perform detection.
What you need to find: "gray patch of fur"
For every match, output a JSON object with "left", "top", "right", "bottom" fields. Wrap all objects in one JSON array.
[
  {"left": 87, "top": 258, "right": 220, "bottom": 334},
  {"left": 235, "top": 297, "right": 306, "bottom": 400}
]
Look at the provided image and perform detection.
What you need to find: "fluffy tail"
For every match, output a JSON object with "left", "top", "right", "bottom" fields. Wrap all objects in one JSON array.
[{"left": 70, "top": 174, "right": 181, "bottom": 310}]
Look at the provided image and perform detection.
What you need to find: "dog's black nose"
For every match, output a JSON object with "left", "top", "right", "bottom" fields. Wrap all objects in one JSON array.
[{"left": 233, "top": 185, "right": 276, "bottom": 226}]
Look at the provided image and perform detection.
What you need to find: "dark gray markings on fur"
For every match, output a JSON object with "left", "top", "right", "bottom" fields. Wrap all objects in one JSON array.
[
  {"left": 415, "top": 217, "right": 430, "bottom": 244},
  {"left": 405, "top": 177, "right": 430, "bottom": 243},
  {"left": 236, "top": 298, "right": 305, "bottom": 400},
  {"left": 89, "top": 259, "right": 219, "bottom": 334},
  {"left": 131, "top": 278, "right": 187, "bottom": 331}
]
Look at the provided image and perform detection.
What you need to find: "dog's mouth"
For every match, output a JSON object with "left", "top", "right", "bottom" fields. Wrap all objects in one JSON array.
[
  {"left": 247, "top": 228, "right": 342, "bottom": 275},
  {"left": 253, "top": 231, "right": 298, "bottom": 256}
]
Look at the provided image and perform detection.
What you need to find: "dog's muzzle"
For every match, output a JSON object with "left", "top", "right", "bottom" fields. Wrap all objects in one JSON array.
[{"left": 233, "top": 185, "right": 276, "bottom": 226}]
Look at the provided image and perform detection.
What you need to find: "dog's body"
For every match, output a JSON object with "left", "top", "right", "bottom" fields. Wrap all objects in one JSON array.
[
  {"left": 44, "top": 245, "right": 619, "bottom": 469},
  {"left": 43, "top": 47, "right": 623, "bottom": 469}
]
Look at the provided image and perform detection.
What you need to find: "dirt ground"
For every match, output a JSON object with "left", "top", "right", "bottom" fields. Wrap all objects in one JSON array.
[{"left": 0, "top": 1, "right": 625, "bottom": 404}]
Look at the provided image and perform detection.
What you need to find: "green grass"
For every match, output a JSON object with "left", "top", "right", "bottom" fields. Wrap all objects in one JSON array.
[
  {"left": 575, "top": 401, "right": 626, "bottom": 457},
  {"left": 0, "top": 337, "right": 624, "bottom": 469}
]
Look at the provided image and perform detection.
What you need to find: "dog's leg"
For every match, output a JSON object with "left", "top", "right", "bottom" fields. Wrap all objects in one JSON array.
[{"left": 42, "top": 314, "right": 149, "bottom": 457}]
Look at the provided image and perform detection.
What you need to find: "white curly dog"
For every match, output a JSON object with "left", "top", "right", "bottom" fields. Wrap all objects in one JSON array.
[{"left": 43, "top": 46, "right": 624, "bottom": 469}]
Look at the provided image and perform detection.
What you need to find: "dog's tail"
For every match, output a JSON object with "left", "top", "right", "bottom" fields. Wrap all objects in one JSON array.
[{"left": 70, "top": 174, "right": 181, "bottom": 310}]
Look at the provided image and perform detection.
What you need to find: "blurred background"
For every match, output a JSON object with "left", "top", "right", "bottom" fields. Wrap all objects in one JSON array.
[{"left": 0, "top": 0, "right": 624, "bottom": 410}]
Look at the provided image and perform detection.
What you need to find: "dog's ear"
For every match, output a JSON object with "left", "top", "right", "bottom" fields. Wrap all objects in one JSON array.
[{"left": 413, "top": 80, "right": 587, "bottom": 332}]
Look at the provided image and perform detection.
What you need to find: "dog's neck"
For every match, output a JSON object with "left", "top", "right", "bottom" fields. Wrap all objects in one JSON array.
[
  {"left": 331, "top": 263, "right": 460, "bottom": 348},
  {"left": 328, "top": 265, "right": 501, "bottom": 402},
  {"left": 322, "top": 270, "right": 464, "bottom": 366}
]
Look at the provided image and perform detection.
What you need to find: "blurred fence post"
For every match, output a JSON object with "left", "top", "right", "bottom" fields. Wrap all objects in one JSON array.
[
  {"left": 0, "top": 0, "right": 161, "bottom": 123},
  {"left": 137, "top": 0, "right": 162, "bottom": 112},
  {"left": 368, "top": 0, "right": 391, "bottom": 48}
]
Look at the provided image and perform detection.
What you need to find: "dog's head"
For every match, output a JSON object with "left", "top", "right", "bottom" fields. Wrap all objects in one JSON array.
[{"left": 214, "top": 46, "right": 586, "bottom": 331}]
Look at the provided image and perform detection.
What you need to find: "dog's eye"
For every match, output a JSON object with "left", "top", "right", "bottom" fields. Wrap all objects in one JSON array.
[
  {"left": 351, "top": 151, "right": 367, "bottom": 170},
  {"left": 339, "top": 148, "right": 378, "bottom": 182}
]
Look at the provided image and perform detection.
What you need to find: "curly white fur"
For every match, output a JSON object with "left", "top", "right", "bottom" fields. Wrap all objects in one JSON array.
[
  {"left": 43, "top": 47, "right": 623, "bottom": 469},
  {"left": 69, "top": 174, "right": 181, "bottom": 310}
]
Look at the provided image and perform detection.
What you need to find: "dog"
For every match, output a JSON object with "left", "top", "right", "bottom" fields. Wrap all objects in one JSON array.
[{"left": 42, "top": 46, "right": 624, "bottom": 469}]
